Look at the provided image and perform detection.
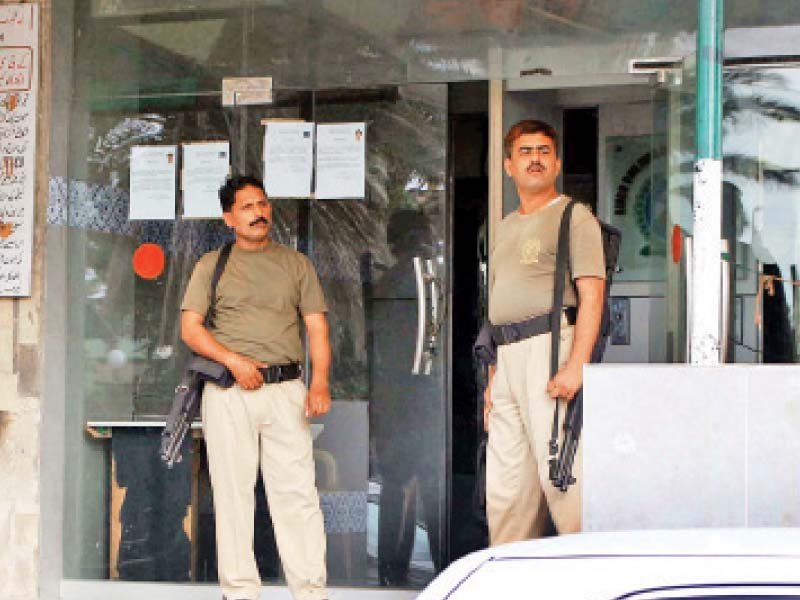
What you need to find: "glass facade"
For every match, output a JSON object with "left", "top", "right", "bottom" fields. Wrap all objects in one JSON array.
[
  {"left": 60, "top": 82, "right": 449, "bottom": 586},
  {"left": 724, "top": 65, "right": 800, "bottom": 364},
  {"left": 48, "top": 0, "right": 800, "bottom": 595}
]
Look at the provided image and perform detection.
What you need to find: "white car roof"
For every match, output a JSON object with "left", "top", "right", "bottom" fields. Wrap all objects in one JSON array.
[
  {"left": 488, "top": 528, "right": 800, "bottom": 558},
  {"left": 419, "top": 529, "right": 800, "bottom": 600}
]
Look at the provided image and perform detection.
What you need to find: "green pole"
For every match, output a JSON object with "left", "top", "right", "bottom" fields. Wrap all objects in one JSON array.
[{"left": 697, "top": 0, "right": 723, "bottom": 159}]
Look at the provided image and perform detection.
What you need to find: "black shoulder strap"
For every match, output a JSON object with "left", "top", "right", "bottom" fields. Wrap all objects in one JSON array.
[
  {"left": 550, "top": 199, "right": 577, "bottom": 378},
  {"left": 548, "top": 199, "right": 578, "bottom": 472},
  {"left": 204, "top": 242, "right": 233, "bottom": 328}
]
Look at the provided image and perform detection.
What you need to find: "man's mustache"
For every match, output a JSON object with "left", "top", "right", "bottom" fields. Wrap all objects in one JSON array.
[
  {"left": 526, "top": 162, "right": 544, "bottom": 172},
  {"left": 249, "top": 217, "right": 270, "bottom": 226}
]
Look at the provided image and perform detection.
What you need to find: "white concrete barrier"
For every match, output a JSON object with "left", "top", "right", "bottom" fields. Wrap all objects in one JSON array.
[{"left": 583, "top": 365, "right": 800, "bottom": 530}]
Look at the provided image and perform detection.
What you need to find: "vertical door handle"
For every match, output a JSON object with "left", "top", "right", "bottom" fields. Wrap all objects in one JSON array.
[
  {"left": 426, "top": 258, "right": 438, "bottom": 331},
  {"left": 426, "top": 258, "right": 440, "bottom": 368},
  {"left": 720, "top": 239, "right": 732, "bottom": 363},
  {"left": 412, "top": 257, "right": 427, "bottom": 375}
]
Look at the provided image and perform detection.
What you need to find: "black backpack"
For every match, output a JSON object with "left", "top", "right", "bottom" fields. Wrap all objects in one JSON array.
[{"left": 548, "top": 199, "right": 621, "bottom": 490}]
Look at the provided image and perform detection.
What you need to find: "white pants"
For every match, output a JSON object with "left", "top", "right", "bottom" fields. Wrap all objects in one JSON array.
[
  {"left": 486, "top": 324, "right": 582, "bottom": 545},
  {"left": 202, "top": 378, "right": 327, "bottom": 600}
]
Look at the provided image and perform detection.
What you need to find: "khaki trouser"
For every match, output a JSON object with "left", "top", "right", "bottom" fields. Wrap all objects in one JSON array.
[
  {"left": 486, "top": 322, "right": 582, "bottom": 545},
  {"left": 202, "top": 378, "right": 327, "bottom": 600}
]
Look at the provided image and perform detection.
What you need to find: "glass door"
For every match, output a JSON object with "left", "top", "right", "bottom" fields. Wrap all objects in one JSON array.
[
  {"left": 659, "top": 56, "right": 696, "bottom": 363},
  {"left": 307, "top": 84, "right": 450, "bottom": 588},
  {"left": 659, "top": 59, "right": 800, "bottom": 365},
  {"left": 723, "top": 64, "right": 800, "bottom": 364}
]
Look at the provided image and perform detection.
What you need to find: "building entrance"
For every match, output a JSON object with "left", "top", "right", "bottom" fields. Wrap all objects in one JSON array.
[
  {"left": 502, "top": 68, "right": 694, "bottom": 365},
  {"left": 46, "top": 3, "right": 800, "bottom": 599}
]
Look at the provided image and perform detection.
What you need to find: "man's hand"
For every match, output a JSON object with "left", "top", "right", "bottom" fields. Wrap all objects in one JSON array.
[
  {"left": 182, "top": 309, "right": 265, "bottom": 390},
  {"left": 225, "top": 354, "right": 266, "bottom": 390},
  {"left": 306, "top": 380, "right": 331, "bottom": 418},
  {"left": 546, "top": 360, "right": 583, "bottom": 402}
]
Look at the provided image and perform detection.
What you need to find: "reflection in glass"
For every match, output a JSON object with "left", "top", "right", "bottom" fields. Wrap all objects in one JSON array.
[
  {"left": 370, "top": 209, "right": 441, "bottom": 586},
  {"left": 310, "top": 84, "right": 448, "bottom": 588},
  {"left": 724, "top": 67, "right": 800, "bottom": 363}
]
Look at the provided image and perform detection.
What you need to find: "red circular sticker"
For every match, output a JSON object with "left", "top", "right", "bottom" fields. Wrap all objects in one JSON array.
[
  {"left": 132, "top": 243, "right": 165, "bottom": 280},
  {"left": 671, "top": 225, "right": 682, "bottom": 264}
]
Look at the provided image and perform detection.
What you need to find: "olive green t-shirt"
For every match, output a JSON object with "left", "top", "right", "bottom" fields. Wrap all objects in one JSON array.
[
  {"left": 489, "top": 196, "right": 605, "bottom": 325},
  {"left": 181, "top": 243, "right": 327, "bottom": 364}
]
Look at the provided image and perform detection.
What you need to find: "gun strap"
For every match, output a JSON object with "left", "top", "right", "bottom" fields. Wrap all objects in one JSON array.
[
  {"left": 550, "top": 199, "right": 577, "bottom": 377},
  {"left": 549, "top": 199, "right": 578, "bottom": 458},
  {"left": 204, "top": 242, "right": 233, "bottom": 329}
]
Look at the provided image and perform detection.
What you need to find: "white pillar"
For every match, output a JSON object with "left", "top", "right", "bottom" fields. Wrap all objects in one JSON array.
[{"left": 690, "top": 158, "right": 722, "bottom": 365}]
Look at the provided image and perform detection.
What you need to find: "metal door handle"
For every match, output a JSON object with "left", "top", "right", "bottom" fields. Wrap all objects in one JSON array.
[
  {"left": 412, "top": 256, "right": 427, "bottom": 375},
  {"left": 426, "top": 258, "right": 438, "bottom": 331},
  {"left": 720, "top": 239, "right": 731, "bottom": 362},
  {"left": 424, "top": 258, "right": 442, "bottom": 376}
]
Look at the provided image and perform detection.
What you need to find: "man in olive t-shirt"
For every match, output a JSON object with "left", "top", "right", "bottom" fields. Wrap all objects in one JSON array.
[
  {"left": 181, "top": 175, "right": 330, "bottom": 600},
  {"left": 484, "top": 120, "right": 605, "bottom": 545}
]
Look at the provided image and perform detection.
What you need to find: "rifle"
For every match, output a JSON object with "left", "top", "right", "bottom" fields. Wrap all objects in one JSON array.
[
  {"left": 548, "top": 202, "right": 621, "bottom": 491},
  {"left": 159, "top": 242, "right": 233, "bottom": 469},
  {"left": 160, "top": 371, "right": 203, "bottom": 469},
  {"left": 160, "top": 354, "right": 235, "bottom": 468}
]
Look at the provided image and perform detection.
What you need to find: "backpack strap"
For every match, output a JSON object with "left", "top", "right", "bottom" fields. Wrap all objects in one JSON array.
[
  {"left": 548, "top": 199, "right": 577, "bottom": 461},
  {"left": 203, "top": 242, "right": 233, "bottom": 329},
  {"left": 549, "top": 199, "right": 578, "bottom": 378}
]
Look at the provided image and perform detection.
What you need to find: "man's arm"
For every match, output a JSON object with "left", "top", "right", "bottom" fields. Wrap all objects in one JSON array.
[
  {"left": 180, "top": 309, "right": 265, "bottom": 390},
  {"left": 303, "top": 311, "right": 332, "bottom": 417},
  {"left": 546, "top": 276, "right": 605, "bottom": 401}
]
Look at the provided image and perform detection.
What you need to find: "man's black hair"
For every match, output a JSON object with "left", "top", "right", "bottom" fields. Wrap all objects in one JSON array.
[{"left": 219, "top": 175, "right": 266, "bottom": 213}]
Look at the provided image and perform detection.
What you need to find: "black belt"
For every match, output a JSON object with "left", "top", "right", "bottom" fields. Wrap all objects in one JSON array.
[
  {"left": 258, "top": 363, "right": 302, "bottom": 385},
  {"left": 491, "top": 307, "right": 577, "bottom": 346}
]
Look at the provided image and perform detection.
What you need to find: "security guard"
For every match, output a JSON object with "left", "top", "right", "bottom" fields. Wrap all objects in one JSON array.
[
  {"left": 484, "top": 120, "right": 605, "bottom": 544},
  {"left": 181, "top": 175, "right": 330, "bottom": 600}
]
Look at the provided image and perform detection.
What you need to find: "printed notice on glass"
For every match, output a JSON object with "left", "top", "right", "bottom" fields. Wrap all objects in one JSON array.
[
  {"left": 0, "top": 4, "right": 38, "bottom": 297},
  {"left": 315, "top": 123, "right": 366, "bottom": 199},
  {"left": 182, "top": 141, "right": 230, "bottom": 218},
  {"left": 263, "top": 122, "right": 313, "bottom": 198},
  {"left": 129, "top": 145, "right": 177, "bottom": 220}
]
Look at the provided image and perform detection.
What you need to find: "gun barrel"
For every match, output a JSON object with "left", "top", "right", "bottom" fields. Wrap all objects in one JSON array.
[
  {"left": 562, "top": 437, "right": 579, "bottom": 489},
  {"left": 551, "top": 390, "right": 583, "bottom": 491}
]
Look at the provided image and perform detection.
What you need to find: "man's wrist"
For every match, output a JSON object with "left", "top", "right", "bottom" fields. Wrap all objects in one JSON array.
[
  {"left": 220, "top": 351, "right": 240, "bottom": 369},
  {"left": 565, "top": 357, "right": 588, "bottom": 371},
  {"left": 309, "top": 377, "right": 329, "bottom": 389}
]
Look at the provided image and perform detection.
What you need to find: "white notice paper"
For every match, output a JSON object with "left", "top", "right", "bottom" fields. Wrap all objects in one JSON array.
[
  {"left": 315, "top": 123, "right": 366, "bottom": 199},
  {"left": 182, "top": 142, "right": 230, "bottom": 218},
  {"left": 0, "top": 4, "right": 38, "bottom": 297},
  {"left": 129, "top": 146, "right": 177, "bottom": 220},
  {"left": 263, "top": 122, "right": 314, "bottom": 198}
]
